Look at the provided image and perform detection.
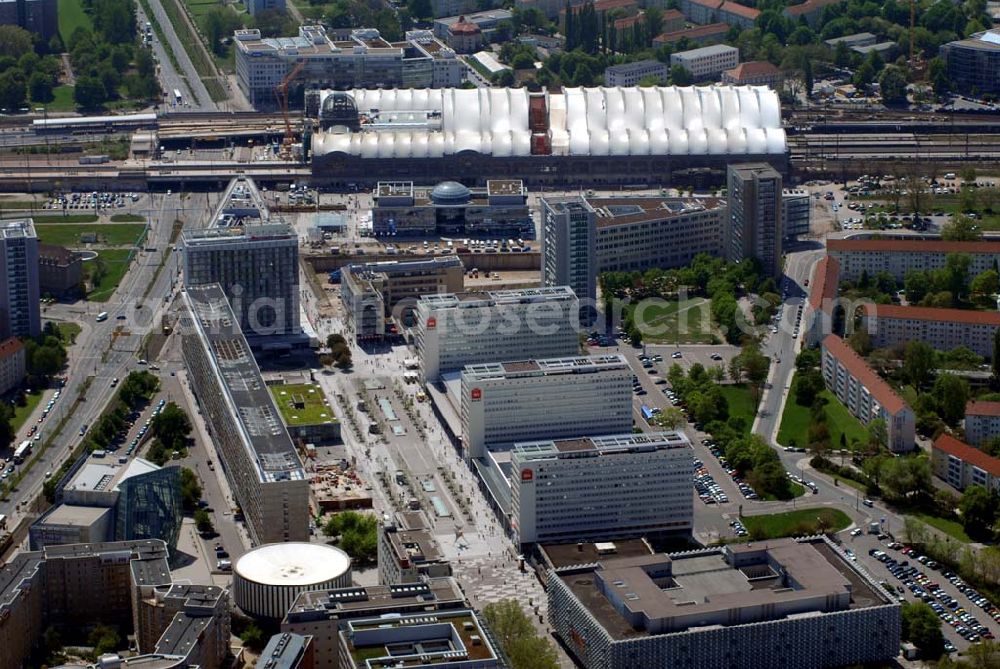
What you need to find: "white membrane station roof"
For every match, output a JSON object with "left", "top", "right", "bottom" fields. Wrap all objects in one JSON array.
[{"left": 312, "top": 85, "right": 786, "bottom": 159}]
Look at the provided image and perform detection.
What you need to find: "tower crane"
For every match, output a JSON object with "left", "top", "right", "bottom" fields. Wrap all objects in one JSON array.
[{"left": 274, "top": 61, "right": 305, "bottom": 161}]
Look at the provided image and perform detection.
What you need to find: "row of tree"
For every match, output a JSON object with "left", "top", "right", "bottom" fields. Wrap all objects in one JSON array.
[{"left": 323, "top": 510, "right": 377, "bottom": 562}]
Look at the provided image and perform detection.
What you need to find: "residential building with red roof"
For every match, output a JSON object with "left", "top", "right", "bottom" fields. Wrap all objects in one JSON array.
[
  {"left": 782, "top": 0, "right": 843, "bottom": 27},
  {"left": 445, "top": 16, "right": 482, "bottom": 53},
  {"left": 0, "top": 336, "right": 25, "bottom": 396},
  {"left": 653, "top": 22, "right": 729, "bottom": 47},
  {"left": 821, "top": 334, "right": 915, "bottom": 452},
  {"left": 860, "top": 304, "right": 1000, "bottom": 360},
  {"left": 827, "top": 238, "right": 1000, "bottom": 283},
  {"left": 717, "top": 0, "right": 759, "bottom": 28},
  {"left": 678, "top": 0, "right": 722, "bottom": 25},
  {"left": 966, "top": 400, "right": 1000, "bottom": 448},
  {"left": 721, "top": 60, "right": 783, "bottom": 88},
  {"left": 932, "top": 433, "right": 1000, "bottom": 492},
  {"left": 804, "top": 256, "right": 841, "bottom": 346},
  {"left": 559, "top": 0, "right": 638, "bottom": 33}
]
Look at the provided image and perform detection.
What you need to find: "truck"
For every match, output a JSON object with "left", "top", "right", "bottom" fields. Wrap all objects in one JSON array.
[
  {"left": 13, "top": 440, "right": 31, "bottom": 463},
  {"left": 79, "top": 155, "right": 110, "bottom": 165},
  {"left": 173, "top": 88, "right": 182, "bottom": 104}
]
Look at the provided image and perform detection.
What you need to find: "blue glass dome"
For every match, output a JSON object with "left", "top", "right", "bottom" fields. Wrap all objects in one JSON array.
[{"left": 430, "top": 181, "right": 471, "bottom": 204}]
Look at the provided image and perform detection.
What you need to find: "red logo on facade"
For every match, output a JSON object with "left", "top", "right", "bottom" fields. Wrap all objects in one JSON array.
[
  {"left": 426, "top": 316, "right": 437, "bottom": 329},
  {"left": 521, "top": 468, "right": 533, "bottom": 482},
  {"left": 471, "top": 388, "right": 482, "bottom": 401}
]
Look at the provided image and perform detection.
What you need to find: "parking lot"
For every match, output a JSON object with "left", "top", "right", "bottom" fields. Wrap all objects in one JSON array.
[{"left": 42, "top": 191, "right": 145, "bottom": 211}]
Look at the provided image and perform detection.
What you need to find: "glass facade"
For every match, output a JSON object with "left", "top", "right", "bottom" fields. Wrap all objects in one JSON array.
[{"left": 115, "top": 465, "right": 182, "bottom": 551}]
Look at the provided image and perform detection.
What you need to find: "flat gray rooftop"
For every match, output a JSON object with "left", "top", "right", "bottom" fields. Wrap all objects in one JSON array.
[
  {"left": 184, "top": 285, "right": 304, "bottom": 480},
  {"left": 0, "top": 219, "right": 36, "bottom": 240},
  {"left": 285, "top": 578, "right": 465, "bottom": 620}
]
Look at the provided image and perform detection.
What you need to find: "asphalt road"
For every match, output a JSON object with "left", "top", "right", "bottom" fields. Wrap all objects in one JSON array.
[
  {"left": 138, "top": 0, "right": 215, "bottom": 111},
  {"left": 0, "top": 193, "right": 189, "bottom": 543}
]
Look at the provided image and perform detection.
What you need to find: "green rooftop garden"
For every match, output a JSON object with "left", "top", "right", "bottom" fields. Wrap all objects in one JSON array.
[{"left": 270, "top": 383, "right": 337, "bottom": 426}]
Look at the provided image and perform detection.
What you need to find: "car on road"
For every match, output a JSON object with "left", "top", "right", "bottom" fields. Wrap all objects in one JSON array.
[
  {"left": 671, "top": 352, "right": 682, "bottom": 359},
  {"left": 710, "top": 353, "right": 723, "bottom": 361},
  {"left": 862, "top": 498, "right": 874, "bottom": 507},
  {"left": 851, "top": 528, "right": 863, "bottom": 537}
]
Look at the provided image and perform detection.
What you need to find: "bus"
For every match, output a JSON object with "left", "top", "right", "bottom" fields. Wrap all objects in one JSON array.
[
  {"left": 13, "top": 440, "right": 31, "bottom": 464},
  {"left": 173, "top": 89, "right": 182, "bottom": 104},
  {"left": 96, "top": 311, "right": 108, "bottom": 322},
  {"left": 641, "top": 405, "right": 655, "bottom": 423}
]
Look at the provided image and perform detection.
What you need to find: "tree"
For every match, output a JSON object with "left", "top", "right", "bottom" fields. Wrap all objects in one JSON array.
[
  {"left": 878, "top": 65, "right": 908, "bottom": 105},
  {"left": 152, "top": 402, "right": 192, "bottom": 451},
  {"left": 932, "top": 373, "right": 970, "bottom": 426},
  {"left": 904, "top": 270, "right": 932, "bottom": 303},
  {"left": 28, "top": 72, "right": 54, "bottom": 103},
  {"left": 407, "top": 0, "right": 432, "bottom": 20},
  {"left": 928, "top": 56, "right": 949, "bottom": 97},
  {"left": 941, "top": 214, "right": 984, "bottom": 241},
  {"left": 901, "top": 601, "right": 945, "bottom": 658},
  {"left": 74, "top": 76, "right": 107, "bottom": 109},
  {"left": 903, "top": 340, "right": 936, "bottom": 388},
  {"left": 971, "top": 269, "right": 999, "bottom": 300},
  {"left": 251, "top": 9, "right": 295, "bottom": 37},
  {"left": 204, "top": 7, "right": 241, "bottom": 55},
  {"left": 0, "top": 70, "right": 25, "bottom": 111},
  {"left": 669, "top": 63, "right": 692, "bottom": 85},
  {"left": 993, "top": 328, "right": 1000, "bottom": 385},
  {"left": 866, "top": 418, "right": 888, "bottom": 452},
  {"left": 802, "top": 55, "right": 813, "bottom": 98},
  {"left": 740, "top": 343, "right": 770, "bottom": 405},
  {"left": 194, "top": 508, "right": 214, "bottom": 534},
  {"left": 795, "top": 369, "right": 824, "bottom": 407},
  {"left": 651, "top": 406, "right": 685, "bottom": 430},
  {"left": 959, "top": 485, "right": 997, "bottom": 539},
  {"left": 87, "top": 624, "right": 122, "bottom": 658},
  {"left": 483, "top": 600, "right": 560, "bottom": 669},
  {"left": 0, "top": 25, "right": 33, "bottom": 58},
  {"left": 179, "top": 467, "right": 202, "bottom": 513},
  {"left": 323, "top": 510, "right": 378, "bottom": 562},
  {"left": 240, "top": 622, "right": 266, "bottom": 651}
]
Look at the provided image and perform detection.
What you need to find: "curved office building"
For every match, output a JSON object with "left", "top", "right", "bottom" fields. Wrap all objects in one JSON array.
[{"left": 233, "top": 543, "right": 352, "bottom": 619}]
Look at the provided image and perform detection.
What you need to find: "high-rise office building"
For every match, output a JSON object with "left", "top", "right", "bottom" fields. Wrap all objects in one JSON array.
[
  {"left": 726, "top": 163, "right": 782, "bottom": 277},
  {"left": 183, "top": 177, "right": 300, "bottom": 340},
  {"left": 541, "top": 196, "right": 597, "bottom": 310},
  {"left": 0, "top": 219, "right": 40, "bottom": 339},
  {"left": 414, "top": 286, "right": 580, "bottom": 381},
  {"left": 510, "top": 432, "right": 693, "bottom": 545},
  {"left": 0, "top": 0, "right": 58, "bottom": 39},
  {"left": 182, "top": 285, "right": 309, "bottom": 544},
  {"left": 460, "top": 355, "right": 633, "bottom": 460}
]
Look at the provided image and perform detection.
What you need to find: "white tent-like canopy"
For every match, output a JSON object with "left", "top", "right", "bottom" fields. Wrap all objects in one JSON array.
[{"left": 312, "top": 85, "right": 786, "bottom": 158}]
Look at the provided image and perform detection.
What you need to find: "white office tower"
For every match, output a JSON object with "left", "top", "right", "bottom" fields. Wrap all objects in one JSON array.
[
  {"left": 460, "top": 354, "right": 633, "bottom": 460},
  {"left": 414, "top": 286, "right": 580, "bottom": 381},
  {"left": 511, "top": 432, "right": 694, "bottom": 545}
]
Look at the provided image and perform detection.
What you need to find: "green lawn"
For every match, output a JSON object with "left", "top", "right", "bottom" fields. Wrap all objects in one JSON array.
[
  {"left": 777, "top": 373, "right": 869, "bottom": 450},
  {"left": 58, "top": 0, "right": 93, "bottom": 44},
  {"left": 719, "top": 384, "right": 757, "bottom": 434},
  {"left": 33, "top": 85, "right": 76, "bottom": 113},
  {"left": 85, "top": 248, "right": 133, "bottom": 302},
  {"left": 10, "top": 390, "right": 43, "bottom": 432},
  {"left": 35, "top": 223, "right": 145, "bottom": 247},
  {"left": 910, "top": 513, "right": 972, "bottom": 543},
  {"left": 109, "top": 214, "right": 145, "bottom": 223},
  {"left": 270, "top": 383, "right": 338, "bottom": 426},
  {"left": 56, "top": 322, "right": 81, "bottom": 344},
  {"left": 742, "top": 508, "right": 852, "bottom": 539},
  {"left": 30, "top": 214, "right": 98, "bottom": 224},
  {"left": 629, "top": 297, "right": 717, "bottom": 344}
]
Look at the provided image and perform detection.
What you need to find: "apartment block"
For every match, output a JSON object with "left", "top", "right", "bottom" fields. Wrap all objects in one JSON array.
[
  {"left": 965, "top": 401, "right": 1000, "bottom": 448},
  {"left": 183, "top": 177, "right": 300, "bottom": 340},
  {"left": 0, "top": 337, "right": 24, "bottom": 396},
  {"left": 1, "top": 540, "right": 231, "bottom": 669},
  {"left": 282, "top": 578, "right": 468, "bottom": 669},
  {"left": 236, "top": 26, "right": 464, "bottom": 110},
  {"left": 181, "top": 285, "right": 309, "bottom": 544},
  {"left": 0, "top": 0, "right": 57, "bottom": 38},
  {"left": 372, "top": 180, "right": 532, "bottom": 238},
  {"left": 340, "top": 256, "right": 464, "bottom": 341},
  {"left": 726, "top": 163, "right": 782, "bottom": 277},
  {"left": 670, "top": 44, "right": 740, "bottom": 80},
  {"left": 862, "top": 305, "right": 1000, "bottom": 360},
  {"left": 933, "top": 434, "right": 1000, "bottom": 492},
  {"left": 414, "top": 286, "right": 580, "bottom": 381},
  {"left": 0, "top": 219, "right": 40, "bottom": 339},
  {"left": 782, "top": 188, "right": 811, "bottom": 237},
  {"left": 821, "top": 334, "right": 915, "bottom": 452},
  {"left": 653, "top": 22, "right": 729, "bottom": 47},
  {"left": 245, "top": 0, "right": 283, "bottom": 15},
  {"left": 549, "top": 537, "right": 900, "bottom": 669},
  {"left": 803, "top": 256, "right": 841, "bottom": 347},
  {"left": 827, "top": 238, "right": 1000, "bottom": 283},
  {"left": 604, "top": 59, "right": 669, "bottom": 86},
  {"left": 722, "top": 61, "right": 783, "bottom": 88},
  {"left": 460, "top": 355, "right": 633, "bottom": 460},
  {"left": 510, "top": 432, "right": 693, "bottom": 546},
  {"left": 257, "top": 633, "right": 315, "bottom": 669},
  {"left": 541, "top": 194, "right": 726, "bottom": 307},
  {"left": 339, "top": 609, "right": 503, "bottom": 669},
  {"left": 782, "top": 0, "right": 840, "bottom": 26},
  {"left": 377, "top": 511, "right": 452, "bottom": 585},
  {"left": 541, "top": 196, "right": 598, "bottom": 305}
]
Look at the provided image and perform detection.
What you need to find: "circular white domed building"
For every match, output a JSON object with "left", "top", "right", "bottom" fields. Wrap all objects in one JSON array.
[{"left": 233, "top": 543, "right": 351, "bottom": 619}]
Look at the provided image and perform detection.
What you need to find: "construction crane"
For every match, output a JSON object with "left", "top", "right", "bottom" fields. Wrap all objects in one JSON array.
[{"left": 274, "top": 61, "right": 305, "bottom": 161}]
